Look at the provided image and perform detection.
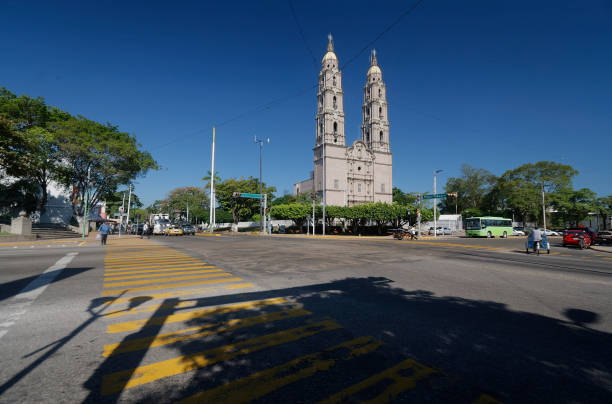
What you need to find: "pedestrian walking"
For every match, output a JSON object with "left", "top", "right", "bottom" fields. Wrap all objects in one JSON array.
[
  {"left": 142, "top": 222, "right": 149, "bottom": 239},
  {"left": 99, "top": 222, "right": 111, "bottom": 245}
]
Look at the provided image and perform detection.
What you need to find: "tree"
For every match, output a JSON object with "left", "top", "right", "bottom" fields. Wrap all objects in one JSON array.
[
  {"left": 392, "top": 187, "right": 417, "bottom": 205},
  {"left": 103, "top": 190, "right": 144, "bottom": 218},
  {"left": 442, "top": 164, "right": 496, "bottom": 213},
  {"left": 498, "top": 161, "right": 578, "bottom": 226},
  {"left": 272, "top": 193, "right": 297, "bottom": 206},
  {"left": 50, "top": 116, "right": 158, "bottom": 221},
  {"left": 214, "top": 177, "right": 276, "bottom": 224},
  {"left": 270, "top": 204, "right": 309, "bottom": 228},
  {"left": 202, "top": 170, "right": 221, "bottom": 191},
  {"left": 551, "top": 188, "right": 596, "bottom": 227},
  {"left": 165, "top": 187, "right": 209, "bottom": 222},
  {"left": 593, "top": 195, "right": 612, "bottom": 230}
]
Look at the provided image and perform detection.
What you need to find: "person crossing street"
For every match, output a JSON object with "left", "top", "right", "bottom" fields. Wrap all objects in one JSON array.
[{"left": 98, "top": 222, "right": 111, "bottom": 245}]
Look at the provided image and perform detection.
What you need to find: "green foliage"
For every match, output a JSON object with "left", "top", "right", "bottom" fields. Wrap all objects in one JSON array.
[
  {"left": 202, "top": 170, "right": 221, "bottom": 190},
  {"left": 165, "top": 187, "right": 209, "bottom": 222},
  {"left": 392, "top": 187, "right": 417, "bottom": 205},
  {"left": 51, "top": 116, "right": 159, "bottom": 218},
  {"left": 214, "top": 177, "right": 276, "bottom": 224},
  {"left": 215, "top": 209, "right": 234, "bottom": 223},
  {"left": 270, "top": 203, "right": 310, "bottom": 228},
  {"left": 0, "top": 87, "right": 158, "bottom": 218},
  {"left": 442, "top": 164, "right": 496, "bottom": 213},
  {"left": 272, "top": 193, "right": 297, "bottom": 206},
  {"left": 550, "top": 188, "right": 596, "bottom": 226}
]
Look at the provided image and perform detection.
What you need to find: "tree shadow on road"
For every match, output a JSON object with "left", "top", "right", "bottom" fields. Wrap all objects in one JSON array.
[
  {"left": 82, "top": 277, "right": 612, "bottom": 403},
  {"left": 0, "top": 266, "right": 95, "bottom": 302}
]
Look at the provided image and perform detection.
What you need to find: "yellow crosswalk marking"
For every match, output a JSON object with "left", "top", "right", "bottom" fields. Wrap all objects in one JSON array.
[
  {"left": 104, "top": 283, "right": 255, "bottom": 306},
  {"left": 104, "top": 265, "right": 216, "bottom": 276},
  {"left": 104, "top": 252, "right": 183, "bottom": 259},
  {"left": 178, "top": 336, "right": 381, "bottom": 404},
  {"left": 104, "top": 269, "right": 223, "bottom": 281},
  {"left": 104, "top": 258, "right": 199, "bottom": 267},
  {"left": 106, "top": 297, "right": 289, "bottom": 333},
  {"left": 101, "top": 277, "right": 245, "bottom": 296},
  {"left": 103, "top": 308, "right": 311, "bottom": 356},
  {"left": 103, "top": 273, "right": 232, "bottom": 289},
  {"left": 318, "top": 358, "right": 437, "bottom": 403},
  {"left": 101, "top": 320, "right": 342, "bottom": 395}
]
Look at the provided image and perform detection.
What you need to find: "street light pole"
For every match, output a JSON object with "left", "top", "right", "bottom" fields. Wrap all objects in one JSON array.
[
  {"left": 254, "top": 136, "right": 270, "bottom": 234},
  {"left": 126, "top": 184, "right": 132, "bottom": 231},
  {"left": 433, "top": 169, "right": 443, "bottom": 238},
  {"left": 209, "top": 126, "right": 216, "bottom": 233},
  {"left": 541, "top": 183, "right": 546, "bottom": 232}
]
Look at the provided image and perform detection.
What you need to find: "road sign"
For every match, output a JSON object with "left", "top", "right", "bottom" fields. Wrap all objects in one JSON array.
[
  {"left": 422, "top": 193, "right": 447, "bottom": 200},
  {"left": 233, "top": 192, "right": 262, "bottom": 199}
]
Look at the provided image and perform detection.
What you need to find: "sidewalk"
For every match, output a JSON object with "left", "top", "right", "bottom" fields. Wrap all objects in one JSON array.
[{"left": 590, "top": 244, "right": 612, "bottom": 254}]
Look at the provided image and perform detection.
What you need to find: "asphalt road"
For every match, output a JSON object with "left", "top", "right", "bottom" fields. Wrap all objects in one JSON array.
[{"left": 0, "top": 234, "right": 611, "bottom": 403}]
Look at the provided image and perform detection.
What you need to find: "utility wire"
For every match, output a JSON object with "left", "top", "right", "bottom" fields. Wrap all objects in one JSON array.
[
  {"left": 288, "top": 0, "right": 319, "bottom": 69},
  {"left": 149, "top": 0, "right": 426, "bottom": 147}
]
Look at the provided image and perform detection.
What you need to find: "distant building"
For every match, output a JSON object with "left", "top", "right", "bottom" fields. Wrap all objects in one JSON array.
[{"left": 294, "top": 35, "right": 392, "bottom": 206}]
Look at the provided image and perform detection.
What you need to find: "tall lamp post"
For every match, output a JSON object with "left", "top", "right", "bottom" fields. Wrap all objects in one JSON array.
[
  {"left": 433, "top": 169, "right": 443, "bottom": 238},
  {"left": 254, "top": 136, "right": 270, "bottom": 233}
]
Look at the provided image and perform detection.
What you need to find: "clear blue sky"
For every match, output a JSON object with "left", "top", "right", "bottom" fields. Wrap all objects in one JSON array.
[{"left": 2, "top": 0, "right": 611, "bottom": 205}]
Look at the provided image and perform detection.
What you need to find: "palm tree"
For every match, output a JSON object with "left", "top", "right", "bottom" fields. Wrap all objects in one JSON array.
[{"left": 202, "top": 170, "right": 221, "bottom": 192}]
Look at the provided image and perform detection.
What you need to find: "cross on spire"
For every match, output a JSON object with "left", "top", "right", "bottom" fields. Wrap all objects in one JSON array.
[
  {"left": 327, "top": 33, "right": 334, "bottom": 52},
  {"left": 370, "top": 49, "right": 378, "bottom": 66}
]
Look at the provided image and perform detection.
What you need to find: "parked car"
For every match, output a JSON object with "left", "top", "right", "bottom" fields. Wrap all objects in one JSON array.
[
  {"left": 537, "top": 228, "right": 560, "bottom": 236},
  {"left": 165, "top": 224, "right": 184, "bottom": 236},
  {"left": 181, "top": 223, "right": 196, "bottom": 235},
  {"left": 564, "top": 226, "right": 598, "bottom": 245},
  {"left": 512, "top": 228, "right": 525, "bottom": 236},
  {"left": 428, "top": 227, "right": 449, "bottom": 235},
  {"left": 596, "top": 230, "right": 612, "bottom": 245},
  {"left": 562, "top": 229, "right": 592, "bottom": 249}
]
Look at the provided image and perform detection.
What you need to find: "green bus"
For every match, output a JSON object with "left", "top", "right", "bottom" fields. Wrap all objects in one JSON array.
[{"left": 465, "top": 216, "right": 513, "bottom": 238}]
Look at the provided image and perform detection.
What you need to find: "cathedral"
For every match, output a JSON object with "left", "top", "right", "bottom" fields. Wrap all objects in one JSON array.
[{"left": 294, "top": 34, "right": 392, "bottom": 206}]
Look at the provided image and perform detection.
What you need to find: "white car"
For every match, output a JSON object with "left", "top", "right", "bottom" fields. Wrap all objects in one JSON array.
[
  {"left": 512, "top": 228, "right": 525, "bottom": 236},
  {"left": 539, "top": 229, "right": 560, "bottom": 236}
]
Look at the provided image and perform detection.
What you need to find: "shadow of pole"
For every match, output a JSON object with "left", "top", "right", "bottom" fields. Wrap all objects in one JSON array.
[
  {"left": 82, "top": 297, "right": 179, "bottom": 403},
  {"left": 0, "top": 293, "right": 125, "bottom": 395}
]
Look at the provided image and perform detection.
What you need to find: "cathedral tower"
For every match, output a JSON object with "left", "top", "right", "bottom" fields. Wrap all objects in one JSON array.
[
  {"left": 361, "top": 50, "right": 390, "bottom": 153},
  {"left": 316, "top": 34, "right": 345, "bottom": 146}
]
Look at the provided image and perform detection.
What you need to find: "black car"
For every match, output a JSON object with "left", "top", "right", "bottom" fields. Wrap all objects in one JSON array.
[{"left": 181, "top": 223, "right": 196, "bottom": 235}]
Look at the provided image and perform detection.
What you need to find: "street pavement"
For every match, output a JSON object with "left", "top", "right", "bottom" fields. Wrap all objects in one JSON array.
[{"left": 0, "top": 234, "right": 611, "bottom": 403}]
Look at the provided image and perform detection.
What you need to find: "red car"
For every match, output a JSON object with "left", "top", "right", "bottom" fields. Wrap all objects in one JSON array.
[{"left": 562, "top": 229, "right": 592, "bottom": 249}]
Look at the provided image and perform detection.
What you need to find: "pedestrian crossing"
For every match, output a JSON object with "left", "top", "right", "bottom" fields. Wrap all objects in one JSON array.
[{"left": 95, "top": 239, "right": 500, "bottom": 403}]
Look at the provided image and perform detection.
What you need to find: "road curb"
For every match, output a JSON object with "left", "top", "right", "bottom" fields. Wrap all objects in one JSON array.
[{"left": 589, "top": 245, "right": 612, "bottom": 254}]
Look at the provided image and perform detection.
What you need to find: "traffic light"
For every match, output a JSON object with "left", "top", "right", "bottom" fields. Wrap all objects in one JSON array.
[{"left": 447, "top": 192, "right": 457, "bottom": 197}]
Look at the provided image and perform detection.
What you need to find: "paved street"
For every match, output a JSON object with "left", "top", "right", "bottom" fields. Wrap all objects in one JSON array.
[{"left": 1, "top": 234, "right": 611, "bottom": 403}]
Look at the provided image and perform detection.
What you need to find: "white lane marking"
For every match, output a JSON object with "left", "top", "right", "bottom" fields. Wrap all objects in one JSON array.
[{"left": 0, "top": 252, "right": 78, "bottom": 340}]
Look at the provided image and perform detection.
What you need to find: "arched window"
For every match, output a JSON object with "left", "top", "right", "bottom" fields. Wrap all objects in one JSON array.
[
  {"left": 378, "top": 88, "right": 381, "bottom": 97},
  {"left": 366, "top": 130, "right": 370, "bottom": 143},
  {"left": 319, "top": 122, "right": 323, "bottom": 136},
  {"left": 333, "top": 122, "right": 337, "bottom": 134},
  {"left": 379, "top": 107, "right": 382, "bottom": 118},
  {"left": 333, "top": 96, "right": 337, "bottom": 109},
  {"left": 333, "top": 76, "right": 336, "bottom": 86},
  {"left": 366, "top": 108, "right": 369, "bottom": 117},
  {"left": 379, "top": 131, "right": 383, "bottom": 142}
]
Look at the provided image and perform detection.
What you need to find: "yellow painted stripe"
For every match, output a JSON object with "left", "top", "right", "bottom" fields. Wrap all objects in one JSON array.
[
  {"left": 104, "top": 253, "right": 191, "bottom": 260},
  {"left": 101, "top": 277, "right": 245, "bottom": 296},
  {"left": 104, "top": 250, "right": 179, "bottom": 257},
  {"left": 103, "top": 308, "right": 311, "bottom": 356},
  {"left": 104, "top": 269, "right": 224, "bottom": 281},
  {"left": 78, "top": 240, "right": 87, "bottom": 246},
  {"left": 103, "top": 273, "right": 232, "bottom": 289},
  {"left": 104, "top": 261, "right": 202, "bottom": 269},
  {"left": 103, "top": 297, "right": 237, "bottom": 319},
  {"left": 318, "top": 358, "right": 437, "bottom": 404},
  {"left": 101, "top": 320, "right": 342, "bottom": 395},
  {"left": 104, "top": 265, "right": 216, "bottom": 276},
  {"left": 104, "top": 257, "right": 197, "bottom": 265},
  {"left": 106, "top": 297, "right": 288, "bottom": 333},
  {"left": 178, "top": 336, "right": 381, "bottom": 404},
  {"left": 103, "top": 283, "right": 255, "bottom": 306},
  {"left": 105, "top": 263, "right": 208, "bottom": 273}
]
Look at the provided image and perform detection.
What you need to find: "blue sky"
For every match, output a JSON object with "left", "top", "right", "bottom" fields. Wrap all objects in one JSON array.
[{"left": 1, "top": 0, "right": 611, "bottom": 205}]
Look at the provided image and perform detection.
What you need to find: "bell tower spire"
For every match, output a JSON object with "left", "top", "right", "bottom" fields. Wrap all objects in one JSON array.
[
  {"left": 361, "top": 49, "right": 390, "bottom": 153},
  {"left": 315, "top": 33, "right": 345, "bottom": 146}
]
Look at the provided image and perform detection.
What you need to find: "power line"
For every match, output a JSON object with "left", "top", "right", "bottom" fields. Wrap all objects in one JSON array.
[
  {"left": 288, "top": 0, "right": 318, "bottom": 69},
  {"left": 149, "top": 0, "right": 426, "bottom": 148}
]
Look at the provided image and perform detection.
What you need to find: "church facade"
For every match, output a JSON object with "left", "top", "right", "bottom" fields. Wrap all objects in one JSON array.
[{"left": 294, "top": 35, "right": 392, "bottom": 206}]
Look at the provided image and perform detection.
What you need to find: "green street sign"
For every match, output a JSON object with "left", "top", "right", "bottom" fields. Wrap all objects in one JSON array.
[
  {"left": 233, "top": 192, "right": 262, "bottom": 199},
  {"left": 422, "top": 193, "right": 447, "bottom": 200}
]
